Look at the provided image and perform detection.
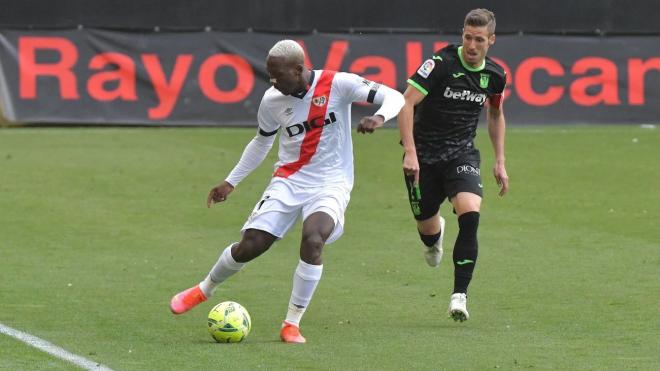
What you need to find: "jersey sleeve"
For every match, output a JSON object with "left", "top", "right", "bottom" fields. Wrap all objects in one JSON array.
[
  {"left": 407, "top": 54, "right": 449, "bottom": 96},
  {"left": 332, "top": 72, "right": 405, "bottom": 122},
  {"left": 257, "top": 95, "right": 280, "bottom": 136},
  {"left": 225, "top": 133, "right": 276, "bottom": 187},
  {"left": 333, "top": 72, "right": 384, "bottom": 104},
  {"left": 488, "top": 71, "right": 507, "bottom": 109}
]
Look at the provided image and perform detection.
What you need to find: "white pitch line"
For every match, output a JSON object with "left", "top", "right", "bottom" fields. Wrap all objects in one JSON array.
[{"left": 0, "top": 323, "right": 114, "bottom": 371}]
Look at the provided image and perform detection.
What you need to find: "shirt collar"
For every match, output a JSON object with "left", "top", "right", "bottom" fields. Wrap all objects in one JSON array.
[{"left": 290, "top": 70, "right": 315, "bottom": 99}]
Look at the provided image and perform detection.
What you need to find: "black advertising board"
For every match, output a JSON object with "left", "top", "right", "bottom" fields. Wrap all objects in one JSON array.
[{"left": 1, "top": 30, "right": 658, "bottom": 125}]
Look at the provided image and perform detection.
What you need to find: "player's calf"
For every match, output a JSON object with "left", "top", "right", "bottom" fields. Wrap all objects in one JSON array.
[{"left": 453, "top": 212, "right": 479, "bottom": 293}]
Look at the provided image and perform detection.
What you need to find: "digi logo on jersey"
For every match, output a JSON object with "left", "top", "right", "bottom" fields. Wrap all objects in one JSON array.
[
  {"left": 285, "top": 112, "right": 337, "bottom": 137},
  {"left": 443, "top": 87, "right": 487, "bottom": 105}
]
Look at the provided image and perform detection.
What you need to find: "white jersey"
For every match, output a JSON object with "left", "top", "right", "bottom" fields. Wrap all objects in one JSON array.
[{"left": 258, "top": 70, "right": 381, "bottom": 189}]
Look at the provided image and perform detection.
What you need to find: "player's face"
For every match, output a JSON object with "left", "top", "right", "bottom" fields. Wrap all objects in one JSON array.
[
  {"left": 461, "top": 25, "right": 495, "bottom": 67},
  {"left": 266, "top": 56, "right": 304, "bottom": 95}
]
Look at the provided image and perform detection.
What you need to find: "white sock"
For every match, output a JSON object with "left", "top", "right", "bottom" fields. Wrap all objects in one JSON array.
[
  {"left": 199, "top": 243, "right": 245, "bottom": 298},
  {"left": 285, "top": 260, "right": 323, "bottom": 326}
]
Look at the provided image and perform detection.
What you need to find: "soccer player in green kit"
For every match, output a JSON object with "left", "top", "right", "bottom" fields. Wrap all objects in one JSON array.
[{"left": 398, "top": 8, "right": 509, "bottom": 322}]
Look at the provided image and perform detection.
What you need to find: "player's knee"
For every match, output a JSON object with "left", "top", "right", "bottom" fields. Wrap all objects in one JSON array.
[
  {"left": 457, "top": 211, "right": 480, "bottom": 239},
  {"left": 300, "top": 232, "right": 325, "bottom": 262},
  {"left": 452, "top": 192, "right": 482, "bottom": 215},
  {"left": 416, "top": 217, "right": 441, "bottom": 235},
  {"left": 301, "top": 232, "right": 325, "bottom": 252},
  {"left": 235, "top": 230, "right": 274, "bottom": 261}
]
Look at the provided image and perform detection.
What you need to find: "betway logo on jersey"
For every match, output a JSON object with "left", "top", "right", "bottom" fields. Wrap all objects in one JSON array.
[
  {"left": 285, "top": 112, "right": 337, "bottom": 137},
  {"left": 443, "top": 87, "right": 487, "bottom": 105}
]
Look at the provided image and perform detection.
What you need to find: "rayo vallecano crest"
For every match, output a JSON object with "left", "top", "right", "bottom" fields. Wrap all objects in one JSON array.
[{"left": 312, "top": 95, "right": 328, "bottom": 107}]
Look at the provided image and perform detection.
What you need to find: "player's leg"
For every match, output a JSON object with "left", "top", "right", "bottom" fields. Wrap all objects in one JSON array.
[
  {"left": 448, "top": 192, "right": 481, "bottom": 321},
  {"left": 451, "top": 193, "right": 482, "bottom": 293},
  {"left": 280, "top": 211, "right": 334, "bottom": 343},
  {"left": 281, "top": 188, "right": 346, "bottom": 343},
  {"left": 198, "top": 229, "right": 278, "bottom": 297},
  {"left": 446, "top": 151, "right": 483, "bottom": 321},
  {"left": 170, "top": 180, "right": 297, "bottom": 315},
  {"left": 170, "top": 229, "right": 278, "bottom": 315},
  {"left": 404, "top": 163, "right": 446, "bottom": 267},
  {"left": 416, "top": 215, "right": 446, "bottom": 267},
  {"left": 299, "top": 212, "right": 334, "bottom": 265}
]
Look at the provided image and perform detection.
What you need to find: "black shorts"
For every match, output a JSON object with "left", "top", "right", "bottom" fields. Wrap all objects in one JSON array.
[{"left": 404, "top": 149, "right": 483, "bottom": 221}]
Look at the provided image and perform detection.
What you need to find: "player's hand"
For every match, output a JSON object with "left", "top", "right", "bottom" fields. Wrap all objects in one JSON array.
[
  {"left": 356, "top": 115, "right": 385, "bottom": 134},
  {"left": 493, "top": 162, "right": 509, "bottom": 196},
  {"left": 207, "top": 181, "right": 235, "bottom": 208},
  {"left": 403, "top": 151, "right": 420, "bottom": 185}
]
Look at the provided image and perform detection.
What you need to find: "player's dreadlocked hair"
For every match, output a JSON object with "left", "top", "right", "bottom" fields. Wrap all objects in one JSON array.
[
  {"left": 464, "top": 8, "right": 496, "bottom": 35},
  {"left": 268, "top": 40, "right": 305, "bottom": 64}
]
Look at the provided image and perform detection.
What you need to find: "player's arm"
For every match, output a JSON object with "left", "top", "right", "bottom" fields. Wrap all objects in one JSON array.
[
  {"left": 207, "top": 99, "right": 278, "bottom": 208},
  {"left": 207, "top": 131, "right": 277, "bottom": 207},
  {"left": 336, "top": 73, "right": 404, "bottom": 134},
  {"left": 397, "top": 86, "right": 426, "bottom": 184},
  {"left": 356, "top": 83, "right": 405, "bottom": 134},
  {"left": 486, "top": 95, "right": 509, "bottom": 196},
  {"left": 397, "top": 54, "right": 444, "bottom": 184}
]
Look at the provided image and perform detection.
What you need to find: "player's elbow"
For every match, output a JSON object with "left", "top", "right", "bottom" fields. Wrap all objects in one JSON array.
[
  {"left": 487, "top": 106, "right": 503, "bottom": 121},
  {"left": 253, "top": 134, "right": 276, "bottom": 149},
  {"left": 397, "top": 103, "right": 412, "bottom": 122},
  {"left": 400, "top": 97, "right": 416, "bottom": 114}
]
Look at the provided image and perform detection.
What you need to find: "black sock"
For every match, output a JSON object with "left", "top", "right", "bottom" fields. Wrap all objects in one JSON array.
[
  {"left": 453, "top": 211, "right": 480, "bottom": 294},
  {"left": 418, "top": 230, "right": 441, "bottom": 247}
]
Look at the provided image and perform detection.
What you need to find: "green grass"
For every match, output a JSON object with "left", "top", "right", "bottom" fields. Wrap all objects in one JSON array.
[{"left": 0, "top": 126, "right": 658, "bottom": 370}]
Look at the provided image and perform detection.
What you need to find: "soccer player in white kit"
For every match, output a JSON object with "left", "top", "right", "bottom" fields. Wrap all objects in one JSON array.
[{"left": 170, "top": 40, "right": 405, "bottom": 343}]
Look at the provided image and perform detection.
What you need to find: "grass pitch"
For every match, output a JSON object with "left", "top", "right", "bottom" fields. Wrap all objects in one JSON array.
[{"left": 0, "top": 126, "right": 658, "bottom": 370}]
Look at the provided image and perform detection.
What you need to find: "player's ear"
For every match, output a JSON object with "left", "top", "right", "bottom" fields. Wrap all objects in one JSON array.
[
  {"left": 294, "top": 64, "right": 304, "bottom": 76},
  {"left": 489, "top": 33, "right": 496, "bottom": 45}
]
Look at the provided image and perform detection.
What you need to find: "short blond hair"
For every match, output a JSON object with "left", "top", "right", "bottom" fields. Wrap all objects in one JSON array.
[
  {"left": 268, "top": 40, "right": 305, "bottom": 64},
  {"left": 464, "top": 8, "right": 496, "bottom": 35}
]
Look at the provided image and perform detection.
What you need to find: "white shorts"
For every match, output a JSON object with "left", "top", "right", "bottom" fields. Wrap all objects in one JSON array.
[{"left": 241, "top": 178, "right": 351, "bottom": 244}]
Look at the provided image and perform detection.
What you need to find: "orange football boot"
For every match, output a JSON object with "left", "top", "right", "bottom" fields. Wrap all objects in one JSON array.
[
  {"left": 170, "top": 285, "right": 207, "bottom": 314},
  {"left": 280, "top": 321, "right": 306, "bottom": 343}
]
